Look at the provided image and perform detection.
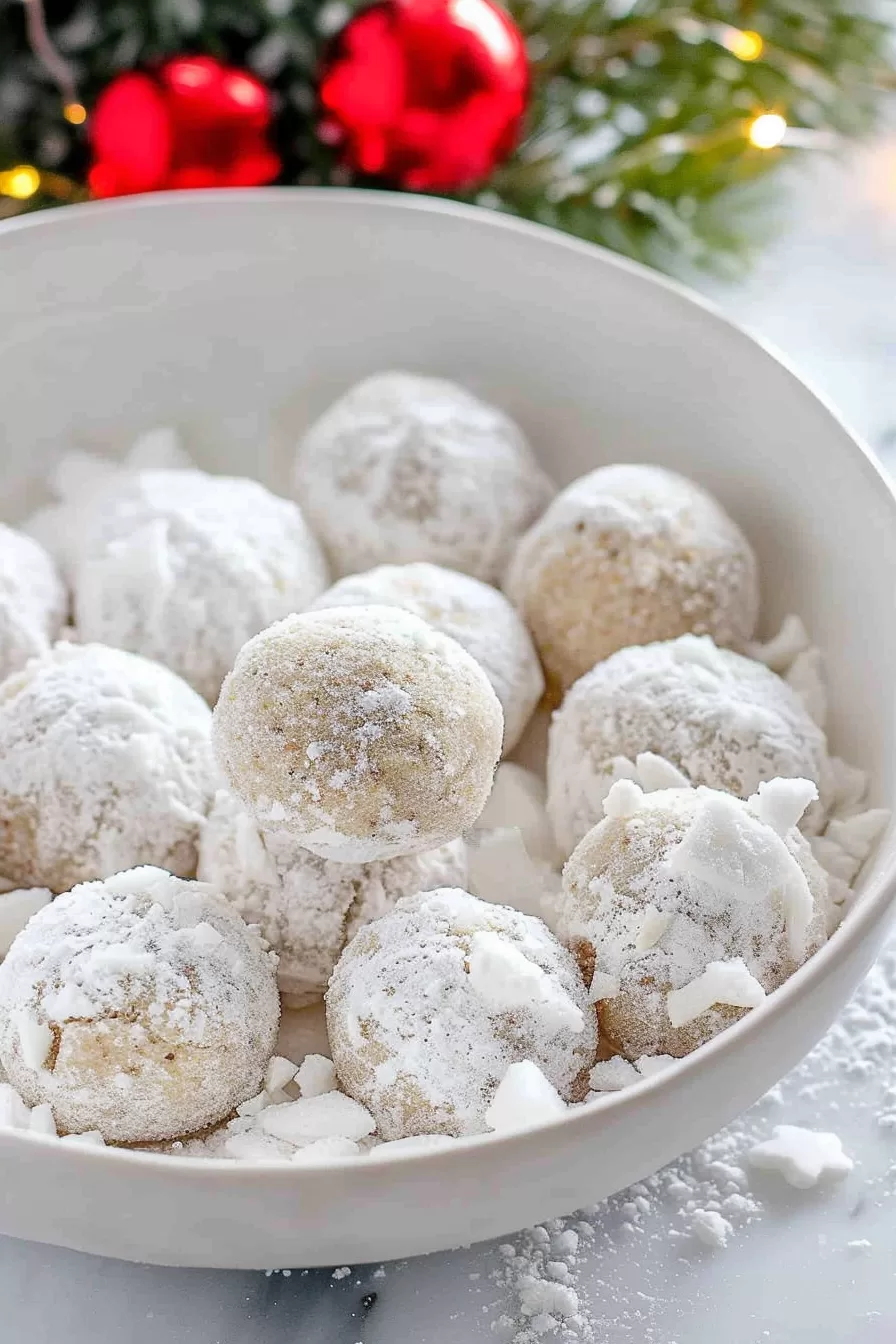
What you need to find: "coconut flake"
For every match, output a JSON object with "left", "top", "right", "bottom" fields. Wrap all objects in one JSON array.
[
  {"left": 260, "top": 1092, "right": 376, "bottom": 1144},
  {"left": 634, "top": 904, "right": 672, "bottom": 952},
  {"left": 634, "top": 753, "right": 691, "bottom": 793},
  {"left": 748, "top": 614, "right": 811, "bottom": 673},
  {"left": 467, "top": 930, "right": 584, "bottom": 1034},
  {"left": 747, "top": 1125, "right": 853, "bottom": 1188},
  {"left": 15, "top": 1012, "right": 51, "bottom": 1071},
  {"left": 29, "top": 1102, "right": 56, "bottom": 1136},
  {"left": 485, "top": 1061, "right": 567, "bottom": 1133},
  {"left": 588, "top": 971, "right": 620, "bottom": 1003},
  {"left": 748, "top": 777, "right": 818, "bottom": 836},
  {"left": 603, "top": 780, "right": 645, "bottom": 821},
  {"left": 667, "top": 958, "right": 766, "bottom": 1028},
  {"left": 291, "top": 1137, "right": 361, "bottom": 1163},
  {"left": 264, "top": 1056, "right": 298, "bottom": 1094},
  {"left": 666, "top": 789, "right": 815, "bottom": 959},
  {"left": 0, "top": 1082, "right": 31, "bottom": 1130},
  {"left": 466, "top": 828, "right": 552, "bottom": 921},
  {"left": 588, "top": 1057, "right": 640, "bottom": 1092},
  {"left": 295, "top": 1054, "right": 337, "bottom": 1098}
]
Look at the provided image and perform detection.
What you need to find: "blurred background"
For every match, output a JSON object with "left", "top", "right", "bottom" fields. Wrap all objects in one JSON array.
[{"left": 1, "top": 0, "right": 895, "bottom": 459}]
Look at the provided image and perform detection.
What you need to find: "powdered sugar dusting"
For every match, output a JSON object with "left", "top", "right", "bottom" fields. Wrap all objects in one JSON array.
[
  {"left": 293, "top": 372, "right": 554, "bottom": 583},
  {"left": 0, "top": 866, "right": 279, "bottom": 1142},
  {"left": 0, "top": 642, "right": 217, "bottom": 894},
  {"left": 199, "top": 787, "right": 467, "bottom": 1005},
  {"left": 313, "top": 562, "right": 543, "bottom": 754},
  {"left": 326, "top": 888, "right": 597, "bottom": 1139},
  {"left": 547, "top": 633, "right": 831, "bottom": 856}
]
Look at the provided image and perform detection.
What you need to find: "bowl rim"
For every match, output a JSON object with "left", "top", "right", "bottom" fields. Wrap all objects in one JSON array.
[{"left": 1, "top": 185, "right": 895, "bottom": 1177}]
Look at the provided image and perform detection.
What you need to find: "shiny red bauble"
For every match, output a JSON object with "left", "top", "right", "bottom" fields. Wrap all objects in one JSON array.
[
  {"left": 88, "top": 56, "right": 280, "bottom": 198},
  {"left": 318, "top": 0, "right": 529, "bottom": 192}
]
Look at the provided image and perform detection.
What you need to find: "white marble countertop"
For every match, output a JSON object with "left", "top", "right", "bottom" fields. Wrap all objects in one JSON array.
[{"left": 3, "top": 134, "right": 896, "bottom": 1343}]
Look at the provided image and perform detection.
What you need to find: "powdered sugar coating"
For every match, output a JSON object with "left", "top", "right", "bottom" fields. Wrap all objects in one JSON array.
[
  {"left": 326, "top": 887, "right": 597, "bottom": 1139},
  {"left": 547, "top": 635, "right": 831, "bottom": 856},
  {"left": 557, "top": 784, "right": 829, "bottom": 1059},
  {"left": 0, "top": 525, "right": 66, "bottom": 682},
  {"left": 0, "top": 642, "right": 217, "bottom": 893},
  {"left": 73, "top": 468, "right": 329, "bottom": 703},
  {"left": 312, "top": 562, "right": 544, "bottom": 753},
  {"left": 293, "top": 373, "right": 554, "bottom": 582},
  {"left": 213, "top": 606, "right": 503, "bottom": 862},
  {"left": 505, "top": 464, "right": 759, "bottom": 696},
  {"left": 198, "top": 788, "right": 467, "bottom": 1006},
  {"left": 0, "top": 867, "right": 279, "bottom": 1142}
]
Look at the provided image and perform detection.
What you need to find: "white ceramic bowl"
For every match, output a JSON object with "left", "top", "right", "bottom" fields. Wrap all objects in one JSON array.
[{"left": 0, "top": 190, "right": 894, "bottom": 1269}]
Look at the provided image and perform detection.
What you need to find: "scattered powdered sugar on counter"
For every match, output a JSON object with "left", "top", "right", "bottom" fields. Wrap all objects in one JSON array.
[{"left": 481, "top": 936, "right": 896, "bottom": 1341}]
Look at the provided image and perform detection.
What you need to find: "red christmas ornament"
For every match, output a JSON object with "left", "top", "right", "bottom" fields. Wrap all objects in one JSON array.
[
  {"left": 318, "top": 0, "right": 529, "bottom": 192},
  {"left": 88, "top": 56, "right": 280, "bottom": 198}
]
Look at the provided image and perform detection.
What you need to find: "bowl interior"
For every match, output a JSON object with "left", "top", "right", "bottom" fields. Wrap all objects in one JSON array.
[{"left": 0, "top": 190, "right": 895, "bottom": 1267}]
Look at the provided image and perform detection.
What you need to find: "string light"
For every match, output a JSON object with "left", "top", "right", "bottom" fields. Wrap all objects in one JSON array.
[
  {"left": 0, "top": 165, "right": 41, "bottom": 200},
  {"left": 725, "top": 28, "right": 764, "bottom": 62},
  {"left": 63, "top": 102, "right": 87, "bottom": 125},
  {"left": 748, "top": 113, "right": 787, "bottom": 150}
]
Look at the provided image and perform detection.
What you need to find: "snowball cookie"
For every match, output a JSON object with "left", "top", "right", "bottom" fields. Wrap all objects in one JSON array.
[
  {"left": 557, "top": 780, "right": 829, "bottom": 1060},
  {"left": 0, "top": 642, "right": 217, "bottom": 893},
  {"left": 327, "top": 887, "right": 597, "bottom": 1138},
  {"left": 293, "top": 372, "right": 554, "bottom": 582},
  {"left": 547, "top": 634, "right": 830, "bottom": 855},
  {"left": 312, "top": 563, "right": 543, "bottom": 753},
  {"left": 213, "top": 605, "right": 504, "bottom": 862},
  {"left": 505, "top": 463, "right": 759, "bottom": 696},
  {"left": 73, "top": 467, "right": 329, "bottom": 703},
  {"left": 199, "top": 788, "right": 467, "bottom": 1006},
  {"left": 0, "top": 867, "right": 280, "bottom": 1142},
  {"left": 0, "top": 524, "right": 67, "bottom": 682}
]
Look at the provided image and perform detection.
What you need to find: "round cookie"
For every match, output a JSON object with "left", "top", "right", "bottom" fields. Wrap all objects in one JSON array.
[
  {"left": 313, "top": 562, "right": 543, "bottom": 753},
  {"left": 293, "top": 372, "right": 554, "bottom": 582},
  {"left": 0, "top": 866, "right": 280, "bottom": 1142},
  {"left": 557, "top": 780, "right": 829, "bottom": 1060},
  {"left": 0, "top": 642, "right": 217, "bottom": 893},
  {"left": 73, "top": 467, "right": 329, "bottom": 703},
  {"left": 505, "top": 463, "right": 759, "bottom": 696},
  {"left": 199, "top": 788, "right": 468, "bottom": 1006},
  {"left": 326, "top": 887, "right": 597, "bottom": 1138},
  {"left": 213, "top": 605, "right": 503, "bottom": 862},
  {"left": 547, "top": 634, "right": 830, "bottom": 855},
  {"left": 0, "top": 524, "right": 67, "bottom": 683}
]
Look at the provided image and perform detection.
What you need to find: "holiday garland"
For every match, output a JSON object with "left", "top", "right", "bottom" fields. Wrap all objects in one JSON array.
[{"left": 0, "top": 0, "right": 892, "bottom": 272}]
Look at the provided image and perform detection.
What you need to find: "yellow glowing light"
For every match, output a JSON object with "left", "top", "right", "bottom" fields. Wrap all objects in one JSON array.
[
  {"left": 64, "top": 102, "right": 87, "bottom": 125},
  {"left": 0, "top": 165, "right": 40, "bottom": 200},
  {"left": 748, "top": 113, "right": 787, "bottom": 150},
  {"left": 725, "top": 28, "right": 763, "bottom": 61}
]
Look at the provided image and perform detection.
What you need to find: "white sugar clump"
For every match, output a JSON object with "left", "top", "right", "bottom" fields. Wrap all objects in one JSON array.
[
  {"left": 73, "top": 467, "right": 329, "bottom": 703},
  {"left": 326, "top": 888, "right": 596, "bottom": 1139},
  {"left": 213, "top": 606, "right": 503, "bottom": 862},
  {"left": 312, "top": 562, "right": 543, "bottom": 753},
  {"left": 747, "top": 1124, "right": 853, "bottom": 1188},
  {"left": 0, "top": 525, "right": 67, "bottom": 683},
  {"left": 0, "top": 888, "right": 52, "bottom": 956},
  {"left": 485, "top": 1061, "right": 567, "bottom": 1133},
  {"left": 547, "top": 635, "right": 831, "bottom": 855},
  {"left": 557, "top": 782, "right": 829, "bottom": 1059},
  {"left": 0, "top": 867, "right": 280, "bottom": 1142},
  {"left": 0, "top": 642, "right": 217, "bottom": 893},
  {"left": 293, "top": 373, "right": 554, "bottom": 584},
  {"left": 505, "top": 464, "right": 758, "bottom": 698},
  {"left": 199, "top": 788, "right": 466, "bottom": 1005}
]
